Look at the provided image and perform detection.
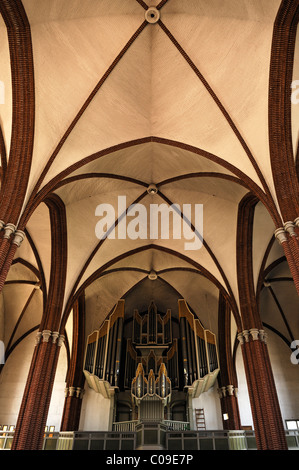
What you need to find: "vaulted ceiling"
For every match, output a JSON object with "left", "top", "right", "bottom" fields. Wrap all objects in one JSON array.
[{"left": 0, "top": 0, "right": 298, "bottom": 365}]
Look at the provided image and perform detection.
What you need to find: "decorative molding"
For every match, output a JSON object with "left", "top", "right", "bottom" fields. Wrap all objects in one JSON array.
[
  {"left": 147, "top": 183, "right": 158, "bottom": 194},
  {"left": 64, "top": 386, "right": 84, "bottom": 399},
  {"left": 12, "top": 230, "right": 26, "bottom": 247},
  {"left": 148, "top": 270, "right": 157, "bottom": 280},
  {"left": 35, "top": 331, "right": 42, "bottom": 346},
  {"left": 57, "top": 335, "right": 65, "bottom": 347},
  {"left": 3, "top": 223, "right": 16, "bottom": 240},
  {"left": 243, "top": 330, "right": 250, "bottom": 342},
  {"left": 76, "top": 387, "right": 85, "bottom": 399},
  {"left": 284, "top": 221, "right": 296, "bottom": 237},
  {"left": 41, "top": 330, "right": 52, "bottom": 343},
  {"left": 249, "top": 328, "right": 260, "bottom": 341},
  {"left": 237, "top": 332, "right": 244, "bottom": 345},
  {"left": 274, "top": 227, "right": 288, "bottom": 244},
  {"left": 218, "top": 385, "right": 238, "bottom": 398},
  {"left": 38, "top": 330, "right": 65, "bottom": 345},
  {"left": 259, "top": 330, "right": 267, "bottom": 344},
  {"left": 237, "top": 329, "right": 267, "bottom": 344},
  {"left": 145, "top": 7, "right": 160, "bottom": 24},
  {"left": 51, "top": 332, "right": 60, "bottom": 344},
  {"left": 275, "top": 220, "right": 299, "bottom": 244}
]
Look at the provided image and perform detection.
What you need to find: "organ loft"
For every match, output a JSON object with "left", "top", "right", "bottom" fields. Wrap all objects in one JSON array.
[{"left": 83, "top": 298, "right": 219, "bottom": 447}]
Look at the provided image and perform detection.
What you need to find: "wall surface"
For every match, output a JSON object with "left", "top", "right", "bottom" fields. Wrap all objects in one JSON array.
[
  {"left": 0, "top": 331, "right": 68, "bottom": 431},
  {"left": 235, "top": 347, "right": 254, "bottom": 428},
  {"left": 79, "top": 385, "right": 112, "bottom": 431},
  {"left": 266, "top": 329, "right": 299, "bottom": 424},
  {"left": 191, "top": 385, "right": 223, "bottom": 430}
]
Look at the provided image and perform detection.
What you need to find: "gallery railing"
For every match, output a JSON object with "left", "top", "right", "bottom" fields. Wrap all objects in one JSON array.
[{"left": 1, "top": 429, "right": 299, "bottom": 450}]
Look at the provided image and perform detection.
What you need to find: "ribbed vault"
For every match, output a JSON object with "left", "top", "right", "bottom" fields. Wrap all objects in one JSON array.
[{"left": 0, "top": 0, "right": 298, "bottom": 451}]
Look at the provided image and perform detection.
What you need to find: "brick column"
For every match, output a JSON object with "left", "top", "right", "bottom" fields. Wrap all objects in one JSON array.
[
  {"left": 60, "top": 294, "right": 85, "bottom": 431},
  {"left": 11, "top": 330, "right": 65, "bottom": 450},
  {"left": 218, "top": 385, "right": 241, "bottom": 430},
  {"left": 275, "top": 221, "right": 299, "bottom": 295},
  {"left": 61, "top": 387, "right": 85, "bottom": 431},
  {"left": 237, "top": 329, "right": 287, "bottom": 450},
  {"left": 0, "top": 226, "right": 25, "bottom": 291}
]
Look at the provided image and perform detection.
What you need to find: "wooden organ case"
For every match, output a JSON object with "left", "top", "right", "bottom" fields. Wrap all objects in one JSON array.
[
  {"left": 83, "top": 300, "right": 124, "bottom": 398},
  {"left": 83, "top": 299, "right": 220, "bottom": 427}
]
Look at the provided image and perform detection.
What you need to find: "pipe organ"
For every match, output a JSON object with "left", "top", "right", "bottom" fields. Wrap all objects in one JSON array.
[
  {"left": 83, "top": 298, "right": 219, "bottom": 423},
  {"left": 83, "top": 300, "right": 124, "bottom": 398},
  {"left": 178, "top": 300, "right": 219, "bottom": 397}
]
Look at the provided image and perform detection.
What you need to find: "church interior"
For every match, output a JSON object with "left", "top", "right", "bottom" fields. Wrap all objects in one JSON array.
[{"left": 0, "top": 0, "right": 299, "bottom": 451}]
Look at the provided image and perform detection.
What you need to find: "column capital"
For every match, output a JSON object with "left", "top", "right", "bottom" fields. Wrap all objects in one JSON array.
[
  {"left": 260, "top": 329, "right": 267, "bottom": 344},
  {"left": 243, "top": 330, "right": 250, "bottom": 342},
  {"left": 65, "top": 386, "right": 85, "bottom": 399},
  {"left": 3, "top": 223, "right": 16, "bottom": 240},
  {"left": 35, "top": 331, "right": 42, "bottom": 346},
  {"left": 218, "top": 385, "right": 238, "bottom": 398},
  {"left": 249, "top": 328, "right": 260, "bottom": 341},
  {"left": 76, "top": 387, "right": 85, "bottom": 399},
  {"left": 274, "top": 227, "right": 288, "bottom": 244},
  {"left": 12, "top": 230, "right": 26, "bottom": 247},
  {"left": 284, "top": 221, "right": 296, "bottom": 237},
  {"left": 41, "top": 330, "right": 52, "bottom": 343},
  {"left": 237, "top": 332, "right": 244, "bottom": 345},
  {"left": 57, "top": 335, "right": 65, "bottom": 347},
  {"left": 238, "top": 329, "right": 266, "bottom": 343},
  {"left": 221, "top": 386, "right": 227, "bottom": 397},
  {"left": 51, "top": 332, "right": 60, "bottom": 344}
]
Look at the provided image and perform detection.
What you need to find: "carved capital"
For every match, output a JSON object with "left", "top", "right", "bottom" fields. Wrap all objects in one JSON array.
[
  {"left": 35, "top": 331, "right": 42, "bottom": 346},
  {"left": 3, "top": 223, "right": 16, "bottom": 240},
  {"left": 262, "top": 331, "right": 268, "bottom": 344},
  {"left": 57, "top": 335, "right": 65, "bottom": 347},
  {"left": 237, "top": 332, "right": 244, "bottom": 345},
  {"left": 218, "top": 385, "right": 238, "bottom": 398},
  {"left": 249, "top": 328, "right": 260, "bottom": 341},
  {"left": 76, "top": 387, "right": 84, "bottom": 399},
  {"left": 51, "top": 331, "right": 60, "bottom": 344},
  {"left": 284, "top": 221, "right": 296, "bottom": 237},
  {"left": 274, "top": 227, "right": 287, "bottom": 244},
  {"left": 13, "top": 230, "right": 26, "bottom": 247},
  {"left": 243, "top": 330, "right": 250, "bottom": 342},
  {"left": 259, "top": 329, "right": 265, "bottom": 343},
  {"left": 42, "top": 330, "right": 52, "bottom": 343}
]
